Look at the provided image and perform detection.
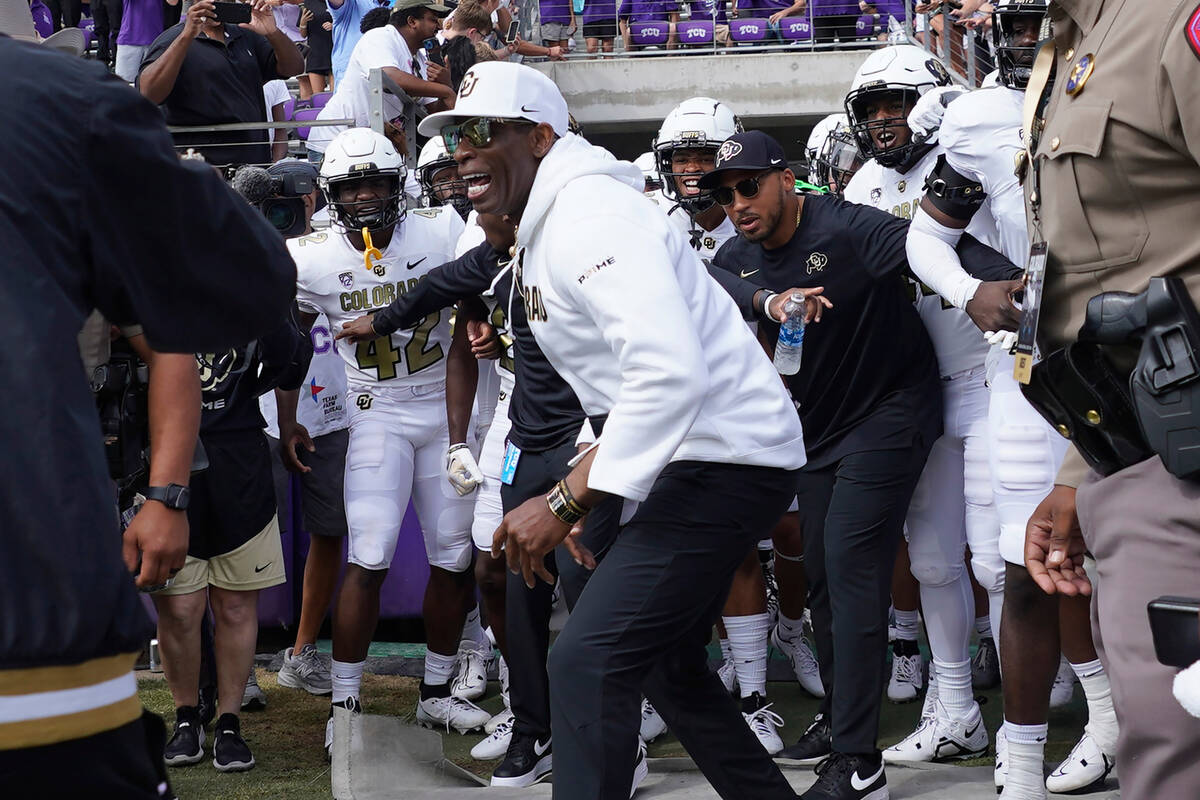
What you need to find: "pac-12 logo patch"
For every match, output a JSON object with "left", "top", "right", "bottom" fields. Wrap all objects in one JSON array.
[
  {"left": 716, "top": 140, "right": 743, "bottom": 166},
  {"left": 339, "top": 271, "right": 354, "bottom": 288},
  {"left": 1185, "top": 4, "right": 1200, "bottom": 61}
]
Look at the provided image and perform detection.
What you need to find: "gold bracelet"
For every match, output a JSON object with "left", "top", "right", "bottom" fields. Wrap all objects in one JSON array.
[{"left": 546, "top": 480, "right": 588, "bottom": 525}]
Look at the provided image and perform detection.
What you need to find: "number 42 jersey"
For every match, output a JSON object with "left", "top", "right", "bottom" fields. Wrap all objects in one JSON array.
[{"left": 291, "top": 207, "right": 465, "bottom": 394}]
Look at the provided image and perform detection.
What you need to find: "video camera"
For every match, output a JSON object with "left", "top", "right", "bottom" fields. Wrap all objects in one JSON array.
[{"left": 231, "top": 164, "right": 315, "bottom": 237}]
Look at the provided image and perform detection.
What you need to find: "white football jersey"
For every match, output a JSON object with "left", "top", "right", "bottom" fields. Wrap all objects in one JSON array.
[
  {"left": 259, "top": 311, "right": 349, "bottom": 438},
  {"left": 292, "top": 207, "right": 465, "bottom": 393},
  {"left": 845, "top": 147, "right": 994, "bottom": 377},
  {"left": 939, "top": 85, "right": 1028, "bottom": 265},
  {"left": 666, "top": 204, "right": 738, "bottom": 262}
]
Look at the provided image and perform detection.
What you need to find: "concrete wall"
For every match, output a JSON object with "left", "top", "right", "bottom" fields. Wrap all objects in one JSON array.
[{"left": 531, "top": 50, "right": 870, "bottom": 133}]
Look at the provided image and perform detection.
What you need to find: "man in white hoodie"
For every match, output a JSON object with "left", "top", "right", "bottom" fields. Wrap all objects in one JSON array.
[{"left": 419, "top": 61, "right": 815, "bottom": 800}]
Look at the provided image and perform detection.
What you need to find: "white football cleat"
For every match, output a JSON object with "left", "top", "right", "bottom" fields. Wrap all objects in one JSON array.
[
  {"left": 887, "top": 640, "right": 925, "bottom": 703},
  {"left": 450, "top": 643, "right": 490, "bottom": 702},
  {"left": 994, "top": 723, "right": 1008, "bottom": 791},
  {"left": 471, "top": 712, "right": 514, "bottom": 760},
  {"left": 1050, "top": 658, "right": 1076, "bottom": 709},
  {"left": 742, "top": 698, "right": 785, "bottom": 755},
  {"left": 717, "top": 658, "right": 737, "bottom": 695},
  {"left": 1045, "top": 731, "right": 1115, "bottom": 793},
  {"left": 416, "top": 694, "right": 491, "bottom": 734},
  {"left": 485, "top": 707, "right": 513, "bottom": 736},
  {"left": 883, "top": 700, "right": 988, "bottom": 764},
  {"left": 639, "top": 698, "right": 668, "bottom": 743},
  {"left": 771, "top": 626, "right": 825, "bottom": 698}
]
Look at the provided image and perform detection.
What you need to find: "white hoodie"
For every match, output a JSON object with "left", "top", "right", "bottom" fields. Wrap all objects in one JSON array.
[{"left": 514, "top": 135, "right": 807, "bottom": 502}]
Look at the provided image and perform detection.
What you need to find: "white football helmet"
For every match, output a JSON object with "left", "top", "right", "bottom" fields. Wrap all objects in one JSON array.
[
  {"left": 805, "top": 113, "right": 847, "bottom": 177},
  {"left": 416, "top": 136, "right": 470, "bottom": 219},
  {"left": 634, "top": 151, "right": 663, "bottom": 193},
  {"left": 319, "top": 128, "right": 406, "bottom": 231},
  {"left": 653, "top": 96, "right": 743, "bottom": 212},
  {"left": 844, "top": 45, "right": 952, "bottom": 168}
]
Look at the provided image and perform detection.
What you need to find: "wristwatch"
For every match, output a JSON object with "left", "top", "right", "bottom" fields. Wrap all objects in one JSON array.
[{"left": 143, "top": 483, "right": 191, "bottom": 511}]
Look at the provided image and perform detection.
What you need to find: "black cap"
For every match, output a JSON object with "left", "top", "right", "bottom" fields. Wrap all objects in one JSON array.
[{"left": 698, "top": 130, "right": 788, "bottom": 189}]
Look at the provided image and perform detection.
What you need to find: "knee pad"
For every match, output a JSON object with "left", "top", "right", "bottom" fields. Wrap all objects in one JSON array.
[
  {"left": 345, "top": 497, "right": 404, "bottom": 571},
  {"left": 968, "top": 551, "right": 1006, "bottom": 595},
  {"left": 910, "top": 560, "right": 964, "bottom": 588}
]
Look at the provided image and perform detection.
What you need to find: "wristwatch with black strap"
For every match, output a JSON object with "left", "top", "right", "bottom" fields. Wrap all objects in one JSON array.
[{"left": 143, "top": 483, "right": 190, "bottom": 510}]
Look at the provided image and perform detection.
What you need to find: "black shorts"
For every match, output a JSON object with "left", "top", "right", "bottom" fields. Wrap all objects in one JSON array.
[
  {"left": 583, "top": 20, "right": 617, "bottom": 39},
  {"left": 269, "top": 428, "right": 349, "bottom": 538},
  {"left": 186, "top": 432, "right": 277, "bottom": 560}
]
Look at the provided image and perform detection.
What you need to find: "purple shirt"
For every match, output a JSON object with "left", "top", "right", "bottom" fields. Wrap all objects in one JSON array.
[
  {"left": 117, "top": 0, "right": 165, "bottom": 46},
  {"left": 539, "top": 0, "right": 574, "bottom": 25},
  {"left": 582, "top": 0, "right": 619, "bottom": 25},
  {"left": 811, "top": 0, "right": 860, "bottom": 14},
  {"left": 862, "top": 0, "right": 904, "bottom": 17},
  {"left": 618, "top": 0, "right": 679, "bottom": 24},
  {"left": 688, "top": 0, "right": 727, "bottom": 25}
]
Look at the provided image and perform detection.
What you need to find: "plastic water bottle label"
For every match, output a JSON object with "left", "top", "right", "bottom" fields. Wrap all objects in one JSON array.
[{"left": 778, "top": 324, "right": 804, "bottom": 348}]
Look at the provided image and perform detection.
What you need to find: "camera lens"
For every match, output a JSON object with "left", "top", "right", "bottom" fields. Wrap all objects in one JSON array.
[{"left": 263, "top": 200, "right": 297, "bottom": 234}]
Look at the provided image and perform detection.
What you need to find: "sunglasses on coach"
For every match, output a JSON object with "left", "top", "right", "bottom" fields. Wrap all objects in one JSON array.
[
  {"left": 711, "top": 168, "right": 782, "bottom": 207},
  {"left": 440, "top": 117, "right": 536, "bottom": 155}
]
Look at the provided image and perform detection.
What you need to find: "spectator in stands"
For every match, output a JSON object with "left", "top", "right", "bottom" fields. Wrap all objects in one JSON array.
[
  {"left": 137, "top": 0, "right": 304, "bottom": 166},
  {"left": 619, "top": 0, "right": 678, "bottom": 50},
  {"left": 263, "top": 78, "right": 290, "bottom": 161},
  {"left": 91, "top": 0, "right": 123, "bottom": 69},
  {"left": 114, "top": 0, "right": 173, "bottom": 81},
  {"left": 538, "top": 0, "right": 573, "bottom": 49},
  {"left": 272, "top": 0, "right": 302, "bottom": 43},
  {"left": 358, "top": 4, "right": 389, "bottom": 32},
  {"left": 44, "top": 0, "right": 79, "bottom": 31},
  {"left": 328, "top": 0, "right": 388, "bottom": 87},
  {"left": 306, "top": 0, "right": 456, "bottom": 163},
  {"left": 582, "top": 0, "right": 617, "bottom": 53},
  {"left": 688, "top": 0, "right": 730, "bottom": 45},
  {"left": 810, "top": 0, "right": 859, "bottom": 41},
  {"left": 299, "top": 0, "right": 333, "bottom": 97}
]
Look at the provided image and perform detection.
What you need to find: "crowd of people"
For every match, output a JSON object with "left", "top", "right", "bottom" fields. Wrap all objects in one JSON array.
[{"left": 4, "top": 0, "right": 1200, "bottom": 799}]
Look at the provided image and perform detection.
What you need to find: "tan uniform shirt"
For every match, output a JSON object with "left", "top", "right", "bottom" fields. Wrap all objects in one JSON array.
[{"left": 1032, "top": 0, "right": 1200, "bottom": 485}]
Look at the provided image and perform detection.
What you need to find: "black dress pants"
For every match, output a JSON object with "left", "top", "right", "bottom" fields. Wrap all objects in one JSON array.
[
  {"left": 45, "top": 0, "right": 81, "bottom": 31},
  {"left": 547, "top": 460, "right": 801, "bottom": 800},
  {"left": 500, "top": 440, "right": 624, "bottom": 742},
  {"left": 92, "top": 0, "right": 123, "bottom": 65},
  {"left": 799, "top": 438, "right": 934, "bottom": 755}
]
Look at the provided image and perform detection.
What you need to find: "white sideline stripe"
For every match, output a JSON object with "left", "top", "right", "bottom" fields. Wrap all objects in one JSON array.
[{"left": 0, "top": 671, "right": 137, "bottom": 723}]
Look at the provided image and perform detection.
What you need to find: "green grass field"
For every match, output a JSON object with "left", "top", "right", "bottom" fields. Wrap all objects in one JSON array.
[{"left": 141, "top": 662, "right": 1089, "bottom": 800}]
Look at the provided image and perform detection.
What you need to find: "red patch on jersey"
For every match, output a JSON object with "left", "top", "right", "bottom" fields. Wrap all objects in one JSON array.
[{"left": 1187, "top": 3, "right": 1200, "bottom": 60}]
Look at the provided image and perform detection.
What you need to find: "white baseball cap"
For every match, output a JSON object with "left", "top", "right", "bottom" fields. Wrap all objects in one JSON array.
[{"left": 418, "top": 62, "right": 569, "bottom": 138}]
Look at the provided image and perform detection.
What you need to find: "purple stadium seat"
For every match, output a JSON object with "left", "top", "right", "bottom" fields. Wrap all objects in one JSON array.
[
  {"left": 729, "top": 17, "right": 768, "bottom": 43},
  {"left": 780, "top": 17, "right": 811, "bottom": 41},
  {"left": 292, "top": 106, "right": 322, "bottom": 141},
  {"left": 676, "top": 19, "right": 713, "bottom": 45},
  {"left": 310, "top": 91, "right": 333, "bottom": 109},
  {"left": 630, "top": 20, "right": 670, "bottom": 47},
  {"left": 78, "top": 16, "right": 94, "bottom": 30},
  {"left": 29, "top": 0, "right": 54, "bottom": 39},
  {"left": 856, "top": 13, "right": 881, "bottom": 37},
  {"left": 282, "top": 98, "right": 296, "bottom": 122}
]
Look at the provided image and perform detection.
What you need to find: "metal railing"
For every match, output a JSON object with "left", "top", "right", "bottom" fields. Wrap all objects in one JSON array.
[{"left": 907, "top": 6, "right": 993, "bottom": 87}]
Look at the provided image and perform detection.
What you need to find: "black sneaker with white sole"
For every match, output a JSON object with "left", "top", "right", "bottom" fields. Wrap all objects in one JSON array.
[
  {"left": 801, "top": 752, "right": 887, "bottom": 800},
  {"left": 164, "top": 706, "right": 205, "bottom": 767},
  {"left": 775, "top": 712, "right": 831, "bottom": 765},
  {"left": 212, "top": 713, "right": 255, "bottom": 772},
  {"left": 491, "top": 731, "right": 552, "bottom": 788}
]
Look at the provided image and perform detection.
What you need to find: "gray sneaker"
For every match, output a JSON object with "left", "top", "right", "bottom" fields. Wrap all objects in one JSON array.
[
  {"left": 241, "top": 670, "right": 267, "bottom": 711},
  {"left": 278, "top": 644, "right": 332, "bottom": 696}
]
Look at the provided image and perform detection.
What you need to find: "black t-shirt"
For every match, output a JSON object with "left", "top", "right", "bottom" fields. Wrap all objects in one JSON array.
[
  {"left": 1, "top": 37, "right": 296, "bottom": 671},
  {"left": 140, "top": 23, "right": 281, "bottom": 166},
  {"left": 713, "top": 194, "right": 944, "bottom": 466}
]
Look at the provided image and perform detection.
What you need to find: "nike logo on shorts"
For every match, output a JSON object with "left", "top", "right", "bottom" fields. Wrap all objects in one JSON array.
[{"left": 254, "top": 563, "right": 272, "bottom": 573}]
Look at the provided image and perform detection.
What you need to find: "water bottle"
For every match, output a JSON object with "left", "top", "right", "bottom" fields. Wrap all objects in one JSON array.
[{"left": 774, "top": 293, "right": 806, "bottom": 375}]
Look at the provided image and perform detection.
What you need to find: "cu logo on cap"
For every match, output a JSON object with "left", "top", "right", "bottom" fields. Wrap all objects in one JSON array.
[
  {"left": 716, "top": 140, "right": 742, "bottom": 166},
  {"left": 459, "top": 71, "right": 480, "bottom": 98}
]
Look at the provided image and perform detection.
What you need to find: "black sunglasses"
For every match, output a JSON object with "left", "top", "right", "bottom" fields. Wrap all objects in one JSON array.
[{"left": 711, "top": 168, "right": 781, "bottom": 206}]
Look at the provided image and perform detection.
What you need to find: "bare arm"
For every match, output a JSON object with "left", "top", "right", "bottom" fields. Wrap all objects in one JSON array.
[
  {"left": 271, "top": 102, "right": 289, "bottom": 161},
  {"left": 382, "top": 64, "right": 455, "bottom": 104},
  {"left": 138, "top": 0, "right": 215, "bottom": 105},
  {"left": 277, "top": 309, "right": 317, "bottom": 473}
]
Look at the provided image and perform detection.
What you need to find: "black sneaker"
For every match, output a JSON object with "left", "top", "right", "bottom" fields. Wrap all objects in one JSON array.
[
  {"left": 801, "top": 752, "right": 886, "bottom": 800},
  {"left": 491, "top": 731, "right": 552, "bottom": 788},
  {"left": 164, "top": 707, "right": 205, "bottom": 766},
  {"left": 972, "top": 636, "right": 1001, "bottom": 690},
  {"left": 212, "top": 713, "right": 255, "bottom": 772},
  {"left": 776, "top": 712, "right": 831, "bottom": 766}
]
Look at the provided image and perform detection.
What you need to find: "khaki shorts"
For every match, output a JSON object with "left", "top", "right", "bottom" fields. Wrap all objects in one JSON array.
[{"left": 156, "top": 515, "right": 286, "bottom": 595}]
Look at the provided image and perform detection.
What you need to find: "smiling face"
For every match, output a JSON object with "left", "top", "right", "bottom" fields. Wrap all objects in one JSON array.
[
  {"left": 669, "top": 147, "right": 718, "bottom": 199},
  {"left": 334, "top": 174, "right": 394, "bottom": 223},
  {"left": 716, "top": 167, "right": 790, "bottom": 244},
  {"left": 862, "top": 90, "right": 914, "bottom": 153},
  {"left": 452, "top": 120, "right": 552, "bottom": 218}
]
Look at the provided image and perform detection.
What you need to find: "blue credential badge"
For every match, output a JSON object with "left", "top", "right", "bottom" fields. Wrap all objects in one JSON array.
[{"left": 500, "top": 441, "right": 522, "bottom": 485}]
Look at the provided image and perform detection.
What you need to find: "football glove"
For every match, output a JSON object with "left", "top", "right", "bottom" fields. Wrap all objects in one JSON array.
[
  {"left": 446, "top": 443, "right": 484, "bottom": 496},
  {"left": 908, "top": 86, "right": 967, "bottom": 146}
]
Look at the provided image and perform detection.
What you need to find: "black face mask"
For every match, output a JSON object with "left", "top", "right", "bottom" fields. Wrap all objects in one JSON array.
[{"left": 327, "top": 174, "right": 404, "bottom": 231}]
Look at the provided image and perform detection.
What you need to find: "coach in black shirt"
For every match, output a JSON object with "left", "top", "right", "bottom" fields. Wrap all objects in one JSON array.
[
  {"left": 707, "top": 131, "right": 1018, "bottom": 800},
  {"left": 138, "top": 0, "right": 304, "bottom": 166}
]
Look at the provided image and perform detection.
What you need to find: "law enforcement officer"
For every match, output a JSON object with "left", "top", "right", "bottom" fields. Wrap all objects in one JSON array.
[{"left": 1018, "top": 2, "right": 1200, "bottom": 798}]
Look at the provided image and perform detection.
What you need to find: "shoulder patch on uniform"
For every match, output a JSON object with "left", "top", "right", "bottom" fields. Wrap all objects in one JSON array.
[{"left": 1186, "top": 3, "right": 1200, "bottom": 61}]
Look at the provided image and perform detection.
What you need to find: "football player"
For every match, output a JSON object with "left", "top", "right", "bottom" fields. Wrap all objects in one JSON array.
[
  {"left": 289, "top": 129, "right": 491, "bottom": 757},
  {"left": 901, "top": 3, "right": 1119, "bottom": 795},
  {"left": 809, "top": 122, "right": 863, "bottom": 196},
  {"left": 416, "top": 136, "right": 473, "bottom": 221},
  {"left": 842, "top": 43, "right": 999, "bottom": 761},
  {"left": 802, "top": 112, "right": 846, "bottom": 190}
]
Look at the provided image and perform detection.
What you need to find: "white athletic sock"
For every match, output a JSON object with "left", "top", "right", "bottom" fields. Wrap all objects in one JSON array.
[
  {"left": 724, "top": 613, "right": 770, "bottom": 698},
  {"left": 331, "top": 659, "right": 365, "bottom": 704},
  {"left": 776, "top": 612, "right": 804, "bottom": 641},
  {"left": 461, "top": 604, "right": 489, "bottom": 649},
  {"left": 989, "top": 588, "right": 1004, "bottom": 654},
  {"left": 934, "top": 658, "right": 973, "bottom": 719},
  {"left": 424, "top": 650, "right": 458, "bottom": 687},
  {"left": 1074, "top": 662, "right": 1119, "bottom": 752},
  {"left": 975, "top": 615, "right": 992, "bottom": 639},
  {"left": 893, "top": 608, "right": 920, "bottom": 641},
  {"left": 1004, "top": 721, "right": 1048, "bottom": 795},
  {"left": 719, "top": 637, "right": 732, "bottom": 662}
]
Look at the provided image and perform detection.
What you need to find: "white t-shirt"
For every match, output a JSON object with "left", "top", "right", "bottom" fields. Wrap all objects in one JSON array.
[
  {"left": 291, "top": 207, "right": 466, "bottom": 394},
  {"left": 308, "top": 25, "right": 432, "bottom": 153},
  {"left": 263, "top": 79, "right": 291, "bottom": 145},
  {"left": 259, "top": 312, "right": 350, "bottom": 438}
]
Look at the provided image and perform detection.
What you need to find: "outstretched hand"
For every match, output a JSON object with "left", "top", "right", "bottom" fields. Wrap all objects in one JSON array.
[
  {"left": 768, "top": 286, "right": 833, "bottom": 324},
  {"left": 1025, "top": 485, "right": 1092, "bottom": 597}
]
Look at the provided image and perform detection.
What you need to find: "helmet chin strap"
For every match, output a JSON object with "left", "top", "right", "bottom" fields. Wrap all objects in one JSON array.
[{"left": 362, "top": 227, "right": 384, "bottom": 271}]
